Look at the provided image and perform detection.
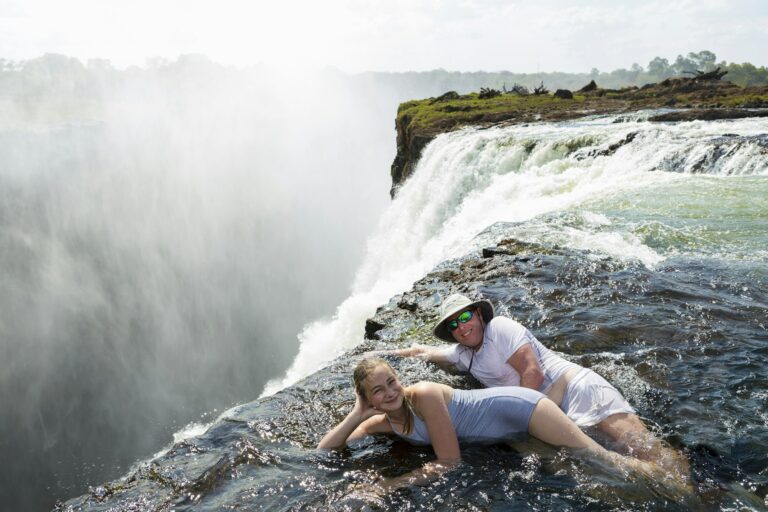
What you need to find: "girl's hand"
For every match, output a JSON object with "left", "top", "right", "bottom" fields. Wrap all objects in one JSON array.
[
  {"left": 343, "top": 482, "right": 387, "bottom": 508},
  {"left": 352, "top": 391, "right": 380, "bottom": 422}
]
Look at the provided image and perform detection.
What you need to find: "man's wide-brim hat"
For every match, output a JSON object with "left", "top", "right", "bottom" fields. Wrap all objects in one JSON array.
[{"left": 433, "top": 294, "right": 495, "bottom": 342}]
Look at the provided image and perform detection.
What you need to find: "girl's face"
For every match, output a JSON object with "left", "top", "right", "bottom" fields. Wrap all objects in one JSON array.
[{"left": 363, "top": 365, "right": 404, "bottom": 412}]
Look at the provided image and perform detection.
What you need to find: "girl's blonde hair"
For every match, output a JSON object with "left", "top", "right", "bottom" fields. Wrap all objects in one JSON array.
[{"left": 352, "top": 358, "right": 413, "bottom": 435}]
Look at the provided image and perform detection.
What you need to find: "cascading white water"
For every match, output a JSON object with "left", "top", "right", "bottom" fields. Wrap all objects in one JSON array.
[{"left": 261, "top": 113, "right": 768, "bottom": 396}]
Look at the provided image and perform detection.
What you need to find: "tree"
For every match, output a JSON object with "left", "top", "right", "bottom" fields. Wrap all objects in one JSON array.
[
  {"left": 688, "top": 51, "right": 717, "bottom": 72},
  {"left": 672, "top": 54, "right": 698, "bottom": 75},
  {"left": 87, "top": 59, "right": 114, "bottom": 73},
  {"left": 725, "top": 62, "right": 768, "bottom": 87},
  {"left": 647, "top": 57, "right": 672, "bottom": 79}
]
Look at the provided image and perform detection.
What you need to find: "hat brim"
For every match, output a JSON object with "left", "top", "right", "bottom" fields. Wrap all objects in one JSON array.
[{"left": 433, "top": 299, "right": 494, "bottom": 342}]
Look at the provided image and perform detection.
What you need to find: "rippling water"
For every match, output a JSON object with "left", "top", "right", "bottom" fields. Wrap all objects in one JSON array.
[{"left": 61, "top": 112, "right": 767, "bottom": 510}]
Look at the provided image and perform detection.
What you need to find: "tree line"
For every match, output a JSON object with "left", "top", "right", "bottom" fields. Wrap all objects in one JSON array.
[
  {"left": 1, "top": 50, "right": 766, "bottom": 126},
  {"left": 357, "top": 51, "right": 768, "bottom": 97}
]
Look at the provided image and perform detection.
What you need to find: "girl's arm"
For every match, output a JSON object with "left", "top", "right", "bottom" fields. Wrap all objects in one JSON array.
[
  {"left": 412, "top": 382, "right": 461, "bottom": 462},
  {"left": 318, "top": 393, "right": 391, "bottom": 450}
]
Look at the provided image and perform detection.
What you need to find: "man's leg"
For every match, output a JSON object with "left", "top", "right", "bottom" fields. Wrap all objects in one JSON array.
[
  {"left": 596, "top": 412, "right": 649, "bottom": 446},
  {"left": 597, "top": 412, "right": 689, "bottom": 478},
  {"left": 530, "top": 400, "right": 692, "bottom": 495}
]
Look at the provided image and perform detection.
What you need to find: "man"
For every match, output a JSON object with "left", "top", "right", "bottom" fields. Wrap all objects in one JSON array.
[{"left": 383, "top": 294, "right": 687, "bottom": 472}]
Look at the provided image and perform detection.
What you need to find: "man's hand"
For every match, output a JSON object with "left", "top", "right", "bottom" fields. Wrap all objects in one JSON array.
[
  {"left": 362, "top": 342, "right": 425, "bottom": 359},
  {"left": 361, "top": 343, "right": 452, "bottom": 364},
  {"left": 343, "top": 481, "right": 387, "bottom": 507}
]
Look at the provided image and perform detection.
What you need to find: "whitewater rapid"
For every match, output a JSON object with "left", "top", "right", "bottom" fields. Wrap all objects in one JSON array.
[{"left": 260, "top": 112, "right": 768, "bottom": 397}]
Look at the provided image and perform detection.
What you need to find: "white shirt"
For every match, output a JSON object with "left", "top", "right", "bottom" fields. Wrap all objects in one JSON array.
[{"left": 439, "top": 316, "right": 579, "bottom": 394}]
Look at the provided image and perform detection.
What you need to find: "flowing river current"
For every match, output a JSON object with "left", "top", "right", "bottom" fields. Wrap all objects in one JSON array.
[{"left": 58, "top": 112, "right": 767, "bottom": 510}]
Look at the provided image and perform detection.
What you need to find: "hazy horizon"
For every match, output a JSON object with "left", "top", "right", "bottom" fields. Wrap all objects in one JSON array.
[{"left": 2, "top": 0, "right": 767, "bottom": 73}]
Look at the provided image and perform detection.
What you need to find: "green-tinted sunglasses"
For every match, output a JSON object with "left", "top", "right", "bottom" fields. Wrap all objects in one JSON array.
[{"left": 447, "top": 310, "right": 473, "bottom": 331}]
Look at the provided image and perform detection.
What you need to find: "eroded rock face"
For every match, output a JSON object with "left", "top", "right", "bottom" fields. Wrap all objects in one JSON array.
[{"left": 390, "top": 121, "right": 436, "bottom": 198}]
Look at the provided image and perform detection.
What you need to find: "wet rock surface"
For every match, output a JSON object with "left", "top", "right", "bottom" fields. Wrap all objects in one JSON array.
[{"left": 58, "top": 236, "right": 768, "bottom": 511}]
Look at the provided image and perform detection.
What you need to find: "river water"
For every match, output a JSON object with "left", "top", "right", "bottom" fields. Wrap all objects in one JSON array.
[{"left": 56, "top": 112, "right": 768, "bottom": 510}]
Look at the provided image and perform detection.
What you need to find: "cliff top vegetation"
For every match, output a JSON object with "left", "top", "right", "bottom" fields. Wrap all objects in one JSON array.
[{"left": 395, "top": 77, "right": 768, "bottom": 135}]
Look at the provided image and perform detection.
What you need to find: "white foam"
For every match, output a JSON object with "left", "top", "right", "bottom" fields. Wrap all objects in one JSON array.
[
  {"left": 150, "top": 421, "right": 211, "bottom": 459},
  {"left": 262, "top": 114, "right": 768, "bottom": 396}
]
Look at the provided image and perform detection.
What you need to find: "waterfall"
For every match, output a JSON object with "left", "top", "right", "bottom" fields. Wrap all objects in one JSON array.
[
  {"left": 262, "top": 113, "right": 768, "bottom": 396},
  {"left": 0, "top": 66, "right": 398, "bottom": 509}
]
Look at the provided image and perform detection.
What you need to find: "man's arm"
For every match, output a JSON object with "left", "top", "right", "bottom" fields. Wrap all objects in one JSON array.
[
  {"left": 372, "top": 344, "right": 453, "bottom": 365},
  {"left": 507, "top": 344, "right": 545, "bottom": 391}
]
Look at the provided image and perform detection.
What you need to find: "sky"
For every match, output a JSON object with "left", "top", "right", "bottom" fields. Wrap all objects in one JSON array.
[{"left": 0, "top": 0, "right": 766, "bottom": 73}]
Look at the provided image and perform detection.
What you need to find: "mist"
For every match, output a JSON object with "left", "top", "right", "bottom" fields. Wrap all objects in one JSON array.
[{"left": 0, "top": 56, "right": 396, "bottom": 509}]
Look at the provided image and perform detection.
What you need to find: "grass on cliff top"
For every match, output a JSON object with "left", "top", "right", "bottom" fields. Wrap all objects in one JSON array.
[
  {"left": 397, "top": 87, "right": 768, "bottom": 134},
  {"left": 720, "top": 93, "right": 768, "bottom": 107},
  {"left": 397, "top": 93, "right": 587, "bottom": 133}
]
